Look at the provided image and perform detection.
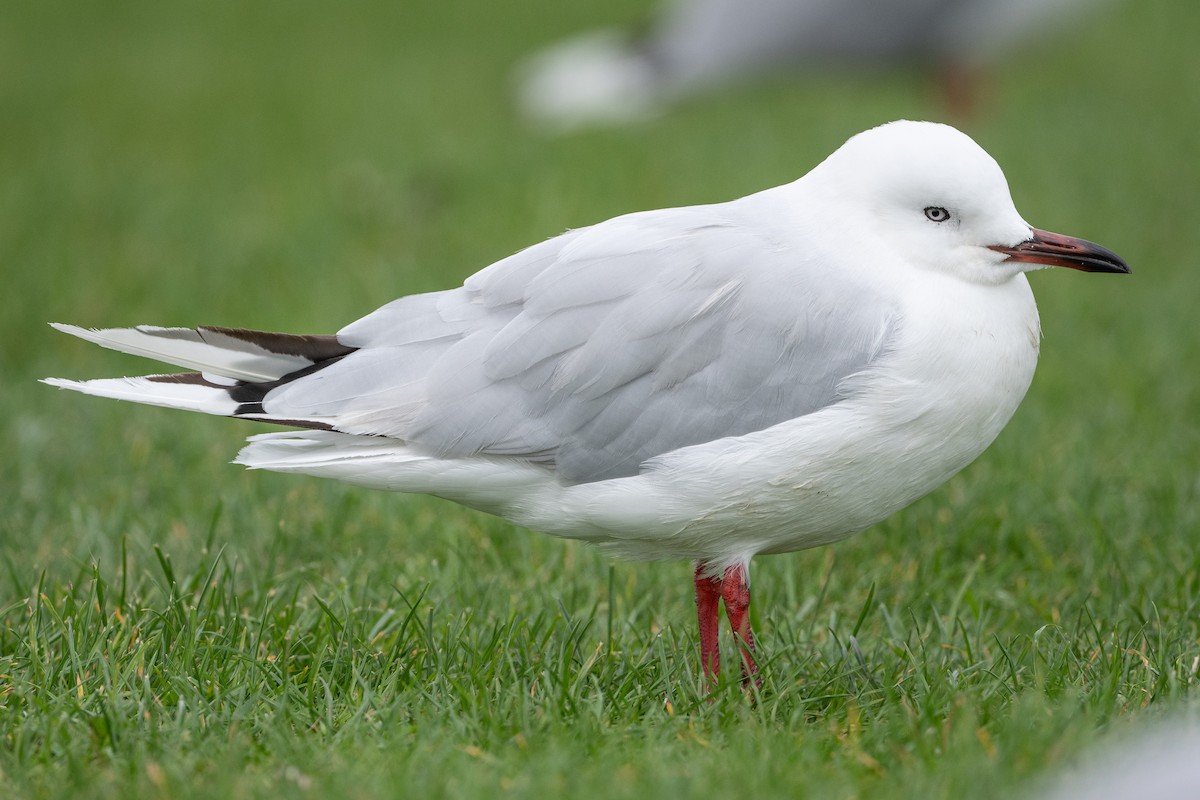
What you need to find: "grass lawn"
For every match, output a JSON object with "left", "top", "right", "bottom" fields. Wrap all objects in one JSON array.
[{"left": 3, "top": 1, "right": 1199, "bottom": 797}]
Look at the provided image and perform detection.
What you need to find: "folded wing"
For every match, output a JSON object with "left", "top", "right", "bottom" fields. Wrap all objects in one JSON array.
[{"left": 47, "top": 204, "right": 898, "bottom": 485}]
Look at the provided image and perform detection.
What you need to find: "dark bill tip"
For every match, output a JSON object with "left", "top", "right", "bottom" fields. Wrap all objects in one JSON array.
[{"left": 989, "top": 227, "right": 1131, "bottom": 274}]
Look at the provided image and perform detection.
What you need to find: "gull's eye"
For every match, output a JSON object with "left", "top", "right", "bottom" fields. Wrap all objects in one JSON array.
[{"left": 924, "top": 206, "right": 951, "bottom": 223}]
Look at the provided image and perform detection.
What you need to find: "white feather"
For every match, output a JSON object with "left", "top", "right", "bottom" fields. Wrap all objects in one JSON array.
[
  {"left": 49, "top": 323, "right": 311, "bottom": 382},
  {"left": 41, "top": 377, "right": 239, "bottom": 416}
]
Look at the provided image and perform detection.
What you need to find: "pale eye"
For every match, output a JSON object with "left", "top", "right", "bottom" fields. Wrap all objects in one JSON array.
[{"left": 924, "top": 206, "right": 951, "bottom": 223}]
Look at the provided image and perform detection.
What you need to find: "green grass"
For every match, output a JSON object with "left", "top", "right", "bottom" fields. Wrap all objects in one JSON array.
[{"left": 3, "top": 1, "right": 1199, "bottom": 797}]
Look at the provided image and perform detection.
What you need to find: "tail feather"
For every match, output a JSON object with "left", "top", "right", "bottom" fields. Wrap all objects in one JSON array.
[
  {"left": 234, "top": 431, "right": 545, "bottom": 508},
  {"left": 234, "top": 431, "right": 432, "bottom": 491}
]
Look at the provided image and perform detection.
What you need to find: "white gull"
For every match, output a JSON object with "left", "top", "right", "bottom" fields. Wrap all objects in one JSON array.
[{"left": 44, "top": 121, "right": 1129, "bottom": 682}]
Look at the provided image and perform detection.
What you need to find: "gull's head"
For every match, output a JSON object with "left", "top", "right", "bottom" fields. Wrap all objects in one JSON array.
[{"left": 806, "top": 120, "right": 1129, "bottom": 285}]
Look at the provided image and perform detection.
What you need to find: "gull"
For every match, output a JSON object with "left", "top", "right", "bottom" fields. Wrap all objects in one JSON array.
[
  {"left": 44, "top": 121, "right": 1129, "bottom": 683},
  {"left": 517, "top": 0, "right": 1107, "bottom": 129}
]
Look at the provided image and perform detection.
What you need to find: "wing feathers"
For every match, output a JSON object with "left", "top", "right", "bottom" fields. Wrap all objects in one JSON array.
[
  {"left": 48, "top": 201, "right": 898, "bottom": 485},
  {"left": 49, "top": 323, "right": 352, "bottom": 382},
  {"left": 46, "top": 324, "right": 354, "bottom": 430},
  {"left": 41, "top": 376, "right": 240, "bottom": 416}
]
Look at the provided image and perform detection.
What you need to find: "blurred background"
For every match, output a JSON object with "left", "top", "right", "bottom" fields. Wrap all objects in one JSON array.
[{"left": 2, "top": 0, "right": 1199, "bottom": 793}]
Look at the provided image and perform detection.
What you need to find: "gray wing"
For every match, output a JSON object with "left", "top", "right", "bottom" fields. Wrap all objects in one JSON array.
[{"left": 261, "top": 205, "right": 898, "bottom": 484}]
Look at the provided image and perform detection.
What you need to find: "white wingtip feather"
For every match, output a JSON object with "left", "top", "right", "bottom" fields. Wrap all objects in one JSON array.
[
  {"left": 47, "top": 323, "right": 310, "bottom": 382},
  {"left": 41, "top": 376, "right": 239, "bottom": 416}
]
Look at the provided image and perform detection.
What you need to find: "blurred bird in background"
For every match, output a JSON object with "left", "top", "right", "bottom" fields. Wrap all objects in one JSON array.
[
  {"left": 1034, "top": 720, "right": 1200, "bottom": 800},
  {"left": 517, "top": 0, "right": 1108, "bottom": 130}
]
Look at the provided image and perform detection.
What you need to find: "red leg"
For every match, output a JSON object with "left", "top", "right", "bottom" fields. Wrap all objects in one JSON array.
[
  {"left": 720, "top": 563, "right": 758, "bottom": 684},
  {"left": 694, "top": 564, "right": 722, "bottom": 682}
]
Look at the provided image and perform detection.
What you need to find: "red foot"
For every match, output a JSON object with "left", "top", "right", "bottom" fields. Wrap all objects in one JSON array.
[{"left": 694, "top": 562, "right": 759, "bottom": 686}]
